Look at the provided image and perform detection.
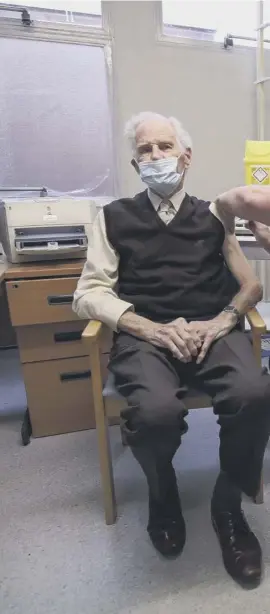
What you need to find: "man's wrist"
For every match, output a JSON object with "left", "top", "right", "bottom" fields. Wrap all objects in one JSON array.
[
  {"left": 222, "top": 305, "right": 240, "bottom": 321},
  {"left": 217, "top": 310, "right": 238, "bottom": 328},
  {"left": 118, "top": 310, "right": 158, "bottom": 341}
]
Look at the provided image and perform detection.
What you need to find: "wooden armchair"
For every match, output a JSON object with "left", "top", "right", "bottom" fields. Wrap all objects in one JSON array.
[{"left": 82, "top": 308, "right": 267, "bottom": 525}]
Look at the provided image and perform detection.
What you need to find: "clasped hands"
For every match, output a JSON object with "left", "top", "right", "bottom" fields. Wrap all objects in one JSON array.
[{"left": 150, "top": 313, "right": 236, "bottom": 364}]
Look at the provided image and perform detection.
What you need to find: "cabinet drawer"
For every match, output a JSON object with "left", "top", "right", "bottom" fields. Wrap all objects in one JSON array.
[
  {"left": 17, "top": 321, "right": 112, "bottom": 363},
  {"left": 22, "top": 354, "right": 109, "bottom": 437},
  {"left": 6, "top": 277, "right": 80, "bottom": 326},
  {"left": 17, "top": 321, "right": 89, "bottom": 363}
]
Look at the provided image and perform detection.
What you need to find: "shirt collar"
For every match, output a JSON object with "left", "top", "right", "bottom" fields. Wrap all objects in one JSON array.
[{"left": 148, "top": 188, "right": 186, "bottom": 212}]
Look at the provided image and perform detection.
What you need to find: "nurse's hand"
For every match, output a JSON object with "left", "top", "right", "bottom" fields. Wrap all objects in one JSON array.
[{"left": 246, "top": 221, "right": 270, "bottom": 253}]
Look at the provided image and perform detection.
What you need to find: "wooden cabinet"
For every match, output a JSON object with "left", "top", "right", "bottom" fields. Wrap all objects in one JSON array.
[{"left": 4, "top": 261, "right": 112, "bottom": 438}]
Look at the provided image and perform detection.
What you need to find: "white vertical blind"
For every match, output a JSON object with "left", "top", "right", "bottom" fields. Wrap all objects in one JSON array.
[{"left": 250, "top": 260, "right": 270, "bottom": 301}]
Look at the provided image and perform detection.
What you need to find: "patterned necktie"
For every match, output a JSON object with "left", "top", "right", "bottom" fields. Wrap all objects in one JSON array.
[{"left": 158, "top": 200, "right": 175, "bottom": 225}]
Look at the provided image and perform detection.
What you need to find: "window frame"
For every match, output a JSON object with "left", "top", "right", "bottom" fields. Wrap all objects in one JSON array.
[
  {"left": 0, "top": 1, "right": 111, "bottom": 46},
  {"left": 156, "top": 0, "right": 259, "bottom": 52},
  {"left": 0, "top": 1, "right": 118, "bottom": 197}
]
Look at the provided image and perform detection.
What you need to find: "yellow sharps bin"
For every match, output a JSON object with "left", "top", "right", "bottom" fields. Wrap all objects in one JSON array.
[{"left": 244, "top": 140, "right": 270, "bottom": 185}]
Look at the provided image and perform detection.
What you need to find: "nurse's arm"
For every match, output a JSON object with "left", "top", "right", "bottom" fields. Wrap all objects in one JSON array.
[{"left": 216, "top": 185, "right": 270, "bottom": 226}]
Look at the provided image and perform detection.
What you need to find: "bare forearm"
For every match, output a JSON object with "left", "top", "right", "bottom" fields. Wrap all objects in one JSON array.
[
  {"left": 118, "top": 310, "right": 156, "bottom": 341},
  {"left": 216, "top": 186, "right": 270, "bottom": 224},
  {"left": 200, "top": 281, "right": 264, "bottom": 353},
  {"left": 230, "top": 280, "right": 263, "bottom": 316}
]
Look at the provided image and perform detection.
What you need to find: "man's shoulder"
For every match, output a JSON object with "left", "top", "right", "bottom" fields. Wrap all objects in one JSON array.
[
  {"left": 187, "top": 194, "right": 212, "bottom": 214},
  {"left": 188, "top": 194, "right": 211, "bottom": 207},
  {"left": 209, "top": 201, "right": 235, "bottom": 233},
  {"left": 188, "top": 195, "right": 227, "bottom": 230}
]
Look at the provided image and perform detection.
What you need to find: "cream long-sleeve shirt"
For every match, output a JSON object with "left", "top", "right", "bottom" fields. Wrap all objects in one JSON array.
[{"left": 72, "top": 189, "right": 234, "bottom": 331}]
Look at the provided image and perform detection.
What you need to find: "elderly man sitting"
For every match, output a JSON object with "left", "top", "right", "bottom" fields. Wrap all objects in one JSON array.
[{"left": 73, "top": 112, "right": 270, "bottom": 589}]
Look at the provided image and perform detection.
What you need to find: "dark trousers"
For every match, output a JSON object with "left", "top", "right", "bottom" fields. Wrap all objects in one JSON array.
[{"left": 109, "top": 329, "right": 270, "bottom": 499}]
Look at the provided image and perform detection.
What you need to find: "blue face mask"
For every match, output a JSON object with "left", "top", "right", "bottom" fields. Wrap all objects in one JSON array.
[{"left": 138, "top": 157, "right": 184, "bottom": 198}]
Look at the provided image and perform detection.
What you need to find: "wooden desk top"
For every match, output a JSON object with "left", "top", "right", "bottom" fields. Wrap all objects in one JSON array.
[{"left": 1, "top": 258, "right": 85, "bottom": 281}]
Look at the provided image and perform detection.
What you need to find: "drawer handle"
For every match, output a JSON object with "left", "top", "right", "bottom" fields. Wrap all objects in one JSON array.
[
  {"left": 60, "top": 370, "right": 91, "bottom": 382},
  {"left": 47, "top": 294, "right": 73, "bottom": 305},
  {"left": 54, "top": 331, "right": 82, "bottom": 343}
]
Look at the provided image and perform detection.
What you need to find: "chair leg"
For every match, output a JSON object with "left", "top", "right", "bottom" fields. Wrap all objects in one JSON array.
[
  {"left": 250, "top": 328, "right": 264, "bottom": 505},
  {"left": 253, "top": 475, "right": 264, "bottom": 505},
  {"left": 89, "top": 343, "right": 117, "bottom": 525},
  {"left": 99, "top": 414, "right": 117, "bottom": 525}
]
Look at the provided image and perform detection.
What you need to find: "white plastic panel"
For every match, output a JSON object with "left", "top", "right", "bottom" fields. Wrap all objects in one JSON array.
[
  {"left": 250, "top": 259, "right": 270, "bottom": 301},
  {"left": 4, "top": 198, "right": 97, "bottom": 227}
]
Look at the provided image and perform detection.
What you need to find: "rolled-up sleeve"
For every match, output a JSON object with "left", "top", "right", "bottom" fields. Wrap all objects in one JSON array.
[
  {"left": 72, "top": 209, "right": 134, "bottom": 331},
  {"left": 209, "top": 201, "right": 235, "bottom": 235}
]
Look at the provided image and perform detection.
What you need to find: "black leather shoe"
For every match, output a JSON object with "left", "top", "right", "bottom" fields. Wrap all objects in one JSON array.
[
  {"left": 212, "top": 507, "right": 262, "bottom": 589},
  {"left": 147, "top": 484, "right": 186, "bottom": 558}
]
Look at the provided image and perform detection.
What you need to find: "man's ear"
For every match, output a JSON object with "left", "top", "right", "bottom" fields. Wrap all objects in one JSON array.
[
  {"left": 131, "top": 158, "right": 139, "bottom": 173},
  {"left": 183, "top": 147, "right": 192, "bottom": 168}
]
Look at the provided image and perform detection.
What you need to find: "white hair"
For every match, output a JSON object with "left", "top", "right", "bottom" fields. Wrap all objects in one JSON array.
[{"left": 124, "top": 111, "right": 192, "bottom": 157}]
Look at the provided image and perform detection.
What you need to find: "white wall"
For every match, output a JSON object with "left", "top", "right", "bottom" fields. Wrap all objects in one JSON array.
[{"left": 107, "top": 1, "right": 260, "bottom": 200}]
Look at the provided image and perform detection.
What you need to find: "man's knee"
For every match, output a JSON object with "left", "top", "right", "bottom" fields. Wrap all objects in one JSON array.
[
  {"left": 224, "top": 372, "right": 270, "bottom": 417},
  {"left": 123, "top": 389, "right": 187, "bottom": 429}
]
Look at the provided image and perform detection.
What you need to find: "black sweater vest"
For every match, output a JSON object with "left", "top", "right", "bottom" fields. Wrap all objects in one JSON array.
[{"left": 103, "top": 190, "right": 238, "bottom": 323}]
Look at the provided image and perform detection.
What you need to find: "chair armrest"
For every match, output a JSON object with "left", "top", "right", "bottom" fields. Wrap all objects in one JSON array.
[
  {"left": 82, "top": 320, "right": 103, "bottom": 344},
  {"left": 246, "top": 308, "right": 267, "bottom": 366},
  {"left": 246, "top": 308, "right": 267, "bottom": 334},
  {"left": 82, "top": 320, "right": 103, "bottom": 400}
]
